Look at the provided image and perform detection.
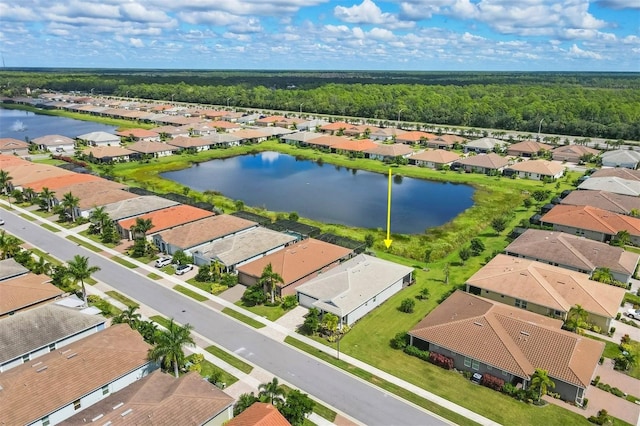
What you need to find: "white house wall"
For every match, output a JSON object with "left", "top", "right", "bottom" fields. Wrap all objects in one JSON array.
[{"left": 344, "top": 279, "right": 403, "bottom": 325}]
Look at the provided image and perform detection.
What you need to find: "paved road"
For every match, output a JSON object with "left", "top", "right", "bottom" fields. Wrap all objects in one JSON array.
[{"left": 4, "top": 213, "right": 448, "bottom": 426}]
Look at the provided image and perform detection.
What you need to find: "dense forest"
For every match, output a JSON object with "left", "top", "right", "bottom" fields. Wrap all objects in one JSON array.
[{"left": 1, "top": 69, "right": 639, "bottom": 140}]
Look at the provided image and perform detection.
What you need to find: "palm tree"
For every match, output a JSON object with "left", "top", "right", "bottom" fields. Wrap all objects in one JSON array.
[
  {"left": 131, "top": 217, "right": 153, "bottom": 240},
  {"left": 530, "top": 369, "right": 555, "bottom": 401},
  {"left": 31, "top": 256, "right": 53, "bottom": 275},
  {"left": 591, "top": 267, "right": 615, "bottom": 285},
  {"left": 234, "top": 392, "right": 259, "bottom": 416},
  {"left": 39, "top": 187, "right": 55, "bottom": 212},
  {"left": 259, "top": 263, "right": 284, "bottom": 304},
  {"left": 612, "top": 230, "right": 631, "bottom": 247},
  {"left": 89, "top": 205, "right": 111, "bottom": 234},
  {"left": 566, "top": 304, "right": 589, "bottom": 333},
  {"left": 147, "top": 318, "right": 195, "bottom": 378},
  {"left": 113, "top": 305, "right": 142, "bottom": 328},
  {"left": 22, "top": 187, "right": 37, "bottom": 203},
  {"left": 258, "top": 377, "right": 286, "bottom": 406},
  {"left": 0, "top": 169, "right": 12, "bottom": 195},
  {"left": 61, "top": 191, "right": 80, "bottom": 222},
  {"left": 0, "top": 230, "right": 22, "bottom": 260},
  {"left": 66, "top": 255, "right": 101, "bottom": 307}
]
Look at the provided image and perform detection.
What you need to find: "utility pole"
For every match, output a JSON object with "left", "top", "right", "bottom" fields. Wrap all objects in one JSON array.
[{"left": 537, "top": 118, "right": 544, "bottom": 141}]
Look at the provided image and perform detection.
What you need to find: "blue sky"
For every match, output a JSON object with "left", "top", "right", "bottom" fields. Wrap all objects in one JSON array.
[{"left": 0, "top": 0, "right": 638, "bottom": 71}]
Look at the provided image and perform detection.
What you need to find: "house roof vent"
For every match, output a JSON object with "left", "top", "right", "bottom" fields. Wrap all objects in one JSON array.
[
  {"left": 473, "top": 322, "right": 483, "bottom": 326},
  {"left": 520, "top": 331, "right": 530, "bottom": 336}
]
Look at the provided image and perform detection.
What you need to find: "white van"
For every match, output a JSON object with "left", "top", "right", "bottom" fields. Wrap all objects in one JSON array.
[{"left": 155, "top": 257, "right": 172, "bottom": 268}]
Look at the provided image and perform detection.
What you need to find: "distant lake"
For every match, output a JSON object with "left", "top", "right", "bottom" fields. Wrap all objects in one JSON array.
[
  {"left": 162, "top": 152, "right": 475, "bottom": 234},
  {"left": 0, "top": 108, "right": 118, "bottom": 140}
]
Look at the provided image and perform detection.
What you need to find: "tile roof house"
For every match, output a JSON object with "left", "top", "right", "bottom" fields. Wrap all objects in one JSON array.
[
  {"left": 153, "top": 214, "right": 258, "bottom": 256},
  {"left": 227, "top": 402, "right": 291, "bottom": 426},
  {"left": 409, "top": 149, "right": 460, "bottom": 169},
  {"left": 192, "top": 227, "right": 298, "bottom": 272},
  {"left": 61, "top": 370, "right": 234, "bottom": 426},
  {"left": 561, "top": 190, "right": 640, "bottom": 216},
  {"left": 466, "top": 254, "right": 626, "bottom": 331},
  {"left": 127, "top": 140, "right": 180, "bottom": 158},
  {"left": 600, "top": 149, "right": 640, "bottom": 169},
  {"left": 453, "top": 153, "right": 510, "bottom": 174},
  {"left": 464, "top": 137, "right": 507, "bottom": 154},
  {"left": 577, "top": 177, "right": 640, "bottom": 197},
  {"left": 281, "top": 131, "right": 323, "bottom": 146},
  {"left": 540, "top": 204, "right": 640, "bottom": 245},
  {"left": 395, "top": 131, "right": 437, "bottom": 145},
  {"left": 51, "top": 179, "right": 139, "bottom": 217},
  {"left": 505, "top": 229, "right": 640, "bottom": 284},
  {"left": 149, "top": 125, "right": 190, "bottom": 139},
  {"left": 331, "top": 138, "right": 379, "bottom": 153},
  {"left": 32, "top": 134, "right": 76, "bottom": 153},
  {"left": 200, "top": 133, "right": 242, "bottom": 148},
  {"left": 506, "top": 140, "right": 553, "bottom": 158},
  {"left": 425, "top": 134, "right": 464, "bottom": 150},
  {"left": 369, "top": 127, "right": 407, "bottom": 141},
  {"left": 237, "top": 239, "right": 353, "bottom": 296},
  {"left": 101, "top": 195, "right": 179, "bottom": 222},
  {"left": 117, "top": 204, "right": 215, "bottom": 240},
  {"left": 305, "top": 135, "right": 352, "bottom": 149},
  {"left": 166, "top": 135, "right": 214, "bottom": 152},
  {"left": 409, "top": 290, "right": 604, "bottom": 405},
  {"left": 116, "top": 128, "right": 160, "bottom": 142},
  {"left": 551, "top": 145, "right": 600, "bottom": 163},
  {"left": 75, "top": 131, "right": 120, "bottom": 147},
  {"left": 319, "top": 121, "right": 350, "bottom": 133},
  {"left": 364, "top": 143, "right": 414, "bottom": 161},
  {"left": 0, "top": 257, "right": 29, "bottom": 281},
  {"left": 233, "top": 129, "right": 270, "bottom": 144},
  {"left": 0, "top": 324, "right": 155, "bottom": 426},
  {"left": 0, "top": 157, "right": 74, "bottom": 189},
  {"left": 296, "top": 254, "right": 414, "bottom": 326},
  {"left": 83, "top": 145, "right": 136, "bottom": 163},
  {"left": 0, "top": 272, "right": 64, "bottom": 318},
  {"left": 0, "top": 303, "right": 106, "bottom": 372},
  {"left": 0, "top": 137, "right": 30, "bottom": 156},
  {"left": 504, "top": 160, "right": 565, "bottom": 180},
  {"left": 590, "top": 168, "right": 640, "bottom": 182},
  {"left": 23, "top": 172, "right": 103, "bottom": 193}
]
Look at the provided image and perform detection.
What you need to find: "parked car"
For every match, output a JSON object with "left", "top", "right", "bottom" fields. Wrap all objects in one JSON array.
[
  {"left": 175, "top": 264, "right": 194, "bottom": 275},
  {"left": 627, "top": 308, "right": 640, "bottom": 320},
  {"left": 0, "top": 218, "right": 4, "bottom": 225},
  {"left": 155, "top": 257, "right": 172, "bottom": 268},
  {"left": 471, "top": 373, "right": 483, "bottom": 384}
]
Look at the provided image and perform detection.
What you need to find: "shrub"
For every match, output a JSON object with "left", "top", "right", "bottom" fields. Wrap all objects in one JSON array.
[
  {"left": 588, "top": 409, "right": 611, "bottom": 425},
  {"left": 481, "top": 374, "right": 505, "bottom": 391},
  {"left": 582, "top": 398, "right": 588, "bottom": 409},
  {"left": 390, "top": 332, "right": 408, "bottom": 350},
  {"left": 616, "top": 312, "right": 621, "bottom": 320},
  {"left": 428, "top": 352, "right": 454, "bottom": 370},
  {"left": 399, "top": 298, "right": 415, "bottom": 313},
  {"left": 281, "top": 295, "right": 298, "bottom": 310},
  {"left": 502, "top": 382, "right": 517, "bottom": 396},
  {"left": 609, "top": 327, "right": 616, "bottom": 335},
  {"left": 403, "top": 345, "right": 430, "bottom": 361},
  {"left": 591, "top": 375, "right": 600, "bottom": 386}
]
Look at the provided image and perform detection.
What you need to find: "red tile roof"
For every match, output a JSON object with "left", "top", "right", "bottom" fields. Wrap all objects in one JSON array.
[
  {"left": 541, "top": 205, "right": 640, "bottom": 237},
  {"left": 118, "top": 205, "right": 215, "bottom": 234},
  {"left": 331, "top": 138, "right": 378, "bottom": 152},
  {"left": 157, "top": 214, "right": 257, "bottom": 249},
  {"left": 0, "top": 273, "right": 63, "bottom": 316},
  {"left": 116, "top": 128, "right": 159, "bottom": 138},
  {"left": 227, "top": 402, "right": 291, "bottom": 426},
  {"left": 23, "top": 173, "right": 102, "bottom": 193}
]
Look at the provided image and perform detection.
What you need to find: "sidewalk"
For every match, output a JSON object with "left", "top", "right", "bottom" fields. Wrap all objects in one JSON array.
[{"left": 6, "top": 201, "right": 498, "bottom": 426}]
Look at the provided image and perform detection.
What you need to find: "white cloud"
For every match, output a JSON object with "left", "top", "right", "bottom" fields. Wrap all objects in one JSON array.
[
  {"left": 596, "top": 0, "right": 640, "bottom": 9},
  {"left": 129, "top": 38, "right": 144, "bottom": 48},
  {"left": 568, "top": 43, "right": 604, "bottom": 59},
  {"left": 334, "top": 0, "right": 414, "bottom": 29}
]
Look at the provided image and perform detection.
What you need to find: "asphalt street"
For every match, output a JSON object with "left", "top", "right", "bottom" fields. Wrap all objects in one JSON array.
[{"left": 4, "top": 212, "right": 449, "bottom": 426}]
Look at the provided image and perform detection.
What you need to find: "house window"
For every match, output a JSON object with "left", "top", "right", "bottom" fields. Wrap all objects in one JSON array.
[
  {"left": 73, "top": 400, "right": 81, "bottom": 410},
  {"left": 42, "top": 417, "right": 50, "bottom": 426},
  {"left": 515, "top": 299, "right": 527, "bottom": 309},
  {"left": 464, "top": 358, "right": 472, "bottom": 368},
  {"left": 22, "top": 354, "right": 29, "bottom": 363},
  {"left": 102, "top": 385, "right": 109, "bottom": 395},
  {"left": 472, "top": 361, "right": 480, "bottom": 370},
  {"left": 48, "top": 343, "right": 55, "bottom": 352}
]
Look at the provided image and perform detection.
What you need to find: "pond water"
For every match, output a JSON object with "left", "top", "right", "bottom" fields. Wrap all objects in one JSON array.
[
  {"left": 0, "top": 108, "right": 118, "bottom": 140},
  {"left": 162, "top": 151, "right": 475, "bottom": 234}
]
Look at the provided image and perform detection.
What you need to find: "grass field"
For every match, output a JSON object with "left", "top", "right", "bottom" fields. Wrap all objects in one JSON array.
[
  {"left": 66, "top": 235, "right": 102, "bottom": 252},
  {"left": 222, "top": 307, "right": 266, "bottom": 329},
  {"left": 173, "top": 284, "right": 208, "bottom": 302},
  {"left": 236, "top": 301, "right": 289, "bottom": 321},
  {"left": 105, "top": 290, "right": 139, "bottom": 308},
  {"left": 110, "top": 256, "right": 138, "bottom": 268},
  {"left": 205, "top": 345, "right": 253, "bottom": 374},
  {"left": 149, "top": 315, "right": 171, "bottom": 328}
]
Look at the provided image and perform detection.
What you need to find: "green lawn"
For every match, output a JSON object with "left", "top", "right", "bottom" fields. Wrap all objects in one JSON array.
[
  {"left": 205, "top": 345, "right": 253, "bottom": 374},
  {"left": 66, "top": 235, "right": 102, "bottom": 252},
  {"left": 150, "top": 315, "right": 171, "bottom": 328},
  {"left": 78, "top": 229, "right": 118, "bottom": 248},
  {"left": 186, "top": 355, "right": 238, "bottom": 387},
  {"left": 19, "top": 213, "right": 37, "bottom": 221},
  {"left": 105, "top": 290, "right": 139, "bottom": 308},
  {"left": 185, "top": 279, "right": 232, "bottom": 296},
  {"left": 29, "top": 248, "right": 62, "bottom": 265},
  {"left": 221, "top": 307, "right": 266, "bottom": 328},
  {"left": 236, "top": 301, "right": 288, "bottom": 321},
  {"left": 147, "top": 272, "right": 162, "bottom": 280},
  {"left": 173, "top": 284, "right": 208, "bottom": 302},
  {"left": 110, "top": 256, "right": 138, "bottom": 268},
  {"left": 40, "top": 223, "right": 60, "bottom": 232}
]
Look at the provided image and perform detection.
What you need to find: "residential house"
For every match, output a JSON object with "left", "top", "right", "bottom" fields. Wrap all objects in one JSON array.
[
  {"left": 32, "top": 134, "right": 76, "bottom": 153},
  {"left": 305, "top": 135, "right": 351, "bottom": 150},
  {"left": 255, "top": 115, "right": 302, "bottom": 128},
  {"left": 409, "top": 149, "right": 460, "bottom": 169},
  {"left": 201, "top": 133, "right": 242, "bottom": 148},
  {"left": 83, "top": 145, "right": 135, "bottom": 163},
  {"left": 150, "top": 125, "right": 190, "bottom": 139},
  {"left": 0, "top": 272, "right": 64, "bottom": 318},
  {"left": 600, "top": 149, "right": 640, "bottom": 169},
  {"left": 504, "top": 160, "right": 565, "bottom": 180},
  {"left": 50, "top": 178, "right": 138, "bottom": 219},
  {"left": 342, "top": 124, "right": 373, "bottom": 138},
  {"left": 167, "top": 135, "right": 214, "bottom": 152},
  {"left": 153, "top": 214, "right": 258, "bottom": 256},
  {"left": 23, "top": 172, "right": 103, "bottom": 193},
  {"left": 188, "top": 122, "right": 220, "bottom": 136},
  {"left": 319, "top": 121, "right": 350, "bottom": 134},
  {"left": 296, "top": 254, "right": 413, "bottom": 326},
  {"left": 561, "top": 190, "right": 640, "bottom": 216},
  {"left": 209, "top": 120, "right": 242, "bottom": 132},
  {"left": 233, "top": 129, "right": 270, "bottom": 144},
  {"left": 75, "top": 131, "right": 120, "bottom": 147},
  {"left": 0, "top": 138, "right": 30, "bottom": 156},
  {"left": 369, "top": 127, "right": 407, "bottom": 142},
  {"left": 577, "top": 177, "right": 640, "bottom": 197},
  {"left": 100, "top": 195, "right": 178, "bottom": 222},
  {"left": 235, "top": 113, "right": 262, "bottom": 125},
  {"left": 395, "top": 131, "right": 437, "bottom": 145},
  {"left": 0, "top": 303, "right": 106, "bottom": 372},
  {"left": 127, "top": 140, "right": 180, "bottom": 158},
  {"left": 0, "top": 324, "right": 156, "bottom": 426},
  {"left": 237, "top": 239, "right": 353, "bottom": 296},
  {"left": 425, "top": 134, "right": 464, "bottom": 150},
  {"left": 506, "top": 140, "right": 553, "bottom": 158},
  {"left": 296, "top": 118, "right": 328, "bottom": 132},
  {"left": 590, "top": 168, "right": 640, "bottom": 181},
  {"left": 0, "top": 258, "right": 29, "bottom": 281},
  {"left": 452, "top": 153, "right": 509, "bottom": 174},
  {"left": 116, "top": 128, "right": 161, "bottom": 142},
  {"left": 409, "top": 290, "right": 604, "bottom": 405},
  {"left": 552, "top": 145, "right": 600, "bottom": 163},
  {"left": 465, "top": 254, "right": 625, "bottom": 331},
  {"left": 192, "top": 227, "right": 298, "bottom": 272},
  {"left": 254, "top": 126, "right": 295, "bottom": 140},
  {"left": 505, "top": 229, "right": 640, "bottom": 284},
  {"left": 364, "top": 143, "right": 413, "bottom": 162},
  {"left": 464, "top": 137, "right": 507, "bottom": 154},
  {"left": 281, "top": 131, "right": 323, "bottom": 146},
  {"left": 226, "top": 402, "right": 291, "bottom": 426},
  {"left": 61, "top": 370, "right": 234, "bottom": 426},
  {"left": 331, "top": 138, "right": 378, "bottom": 155},
  {"left": 0, "top": 156, "right": 73, "bottom": 190},
  {"left": 540, "top": 204, "right": 640, "bottom": 245},
  {"left": 117, "top": 204, "right": 215, "bottom": 240}
]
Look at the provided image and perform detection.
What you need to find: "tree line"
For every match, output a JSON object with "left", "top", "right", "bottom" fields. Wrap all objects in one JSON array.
[{"left": 2, "top": 70, "right": 639, "bottom": 140}]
